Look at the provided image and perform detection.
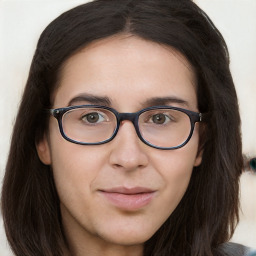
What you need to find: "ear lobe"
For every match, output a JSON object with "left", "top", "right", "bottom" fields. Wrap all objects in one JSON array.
[
  {"left": 36, "top": 134, "right": 52, "bottom": 165},
  {"left": 194, "top": 149, "right": 203, "bottom": 167}
]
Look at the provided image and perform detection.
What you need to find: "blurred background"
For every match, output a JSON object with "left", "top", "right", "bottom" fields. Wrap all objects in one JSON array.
[{"left": 0, "top": 0, "right": 255, "bottom": 255}]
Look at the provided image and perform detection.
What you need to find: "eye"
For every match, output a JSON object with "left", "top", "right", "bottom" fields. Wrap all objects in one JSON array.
[
  {"left": 151, "top": 113, "right": 171, "bottom": 125},
  {"left": 82, "top": 112, "right": 105, "bottom": 124}
]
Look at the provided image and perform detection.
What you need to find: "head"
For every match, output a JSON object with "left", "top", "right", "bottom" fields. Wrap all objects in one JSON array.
[{"left": 1, "top": 1, "right": 243, "bottom": 256}]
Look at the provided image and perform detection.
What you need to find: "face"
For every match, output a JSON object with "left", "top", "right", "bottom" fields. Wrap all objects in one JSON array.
[{"left": 37, "top": 35, "right": 202, "bottom": 254}]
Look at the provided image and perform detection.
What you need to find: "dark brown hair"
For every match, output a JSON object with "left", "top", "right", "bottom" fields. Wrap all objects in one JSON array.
[{"left": 1, "top": 0, "right": 243, "bottom": 255}]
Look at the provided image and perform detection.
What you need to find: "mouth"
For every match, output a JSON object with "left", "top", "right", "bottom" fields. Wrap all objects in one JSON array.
[{"left": 98, "top": 187, "right": 156, "bottom": 211}]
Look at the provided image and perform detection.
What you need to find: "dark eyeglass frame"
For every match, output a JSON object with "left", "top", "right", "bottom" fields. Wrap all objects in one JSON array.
[{"left": 48, "top": 105, "right": 203, "bottom": 150}]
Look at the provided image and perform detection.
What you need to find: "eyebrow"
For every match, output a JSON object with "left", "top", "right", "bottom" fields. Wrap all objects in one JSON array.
[
  {"left": 143, "top": 96, "right": 189, "bottom": 108},
  {"left": 68, "top": 93, "right": 111, "bottom": 106},
  {"left": 68, "top": 93, "right": 189, "bottom": 108}
]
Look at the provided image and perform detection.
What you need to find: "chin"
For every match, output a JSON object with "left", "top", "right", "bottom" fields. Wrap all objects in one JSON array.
[{"left": 99, "top": 226, "right": 156, "bottom": 246}]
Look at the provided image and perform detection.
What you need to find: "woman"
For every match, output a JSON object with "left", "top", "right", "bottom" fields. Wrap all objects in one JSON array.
[{"left": 1, "top": 0, "right": 249, "bottom": 255}]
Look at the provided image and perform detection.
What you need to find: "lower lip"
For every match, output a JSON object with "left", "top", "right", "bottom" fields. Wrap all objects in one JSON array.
[{"left": 99, "top": 191, "right": 156, "bottom": 211}]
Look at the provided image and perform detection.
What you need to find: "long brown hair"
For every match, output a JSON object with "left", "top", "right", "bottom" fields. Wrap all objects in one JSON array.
[{"left": 1, "top": 1, "right": 243, "bottom": 255}]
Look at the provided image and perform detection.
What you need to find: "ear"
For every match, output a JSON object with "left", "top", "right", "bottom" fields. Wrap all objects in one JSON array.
[
  {"left": 36, "top": 134, "right": 52, "bottom": 165},
  {"left": 194, "top": 122, "right": 206, "bottom": 167},
  {"left": 194, "top": 148, "right": 203, "bottom": 167}
]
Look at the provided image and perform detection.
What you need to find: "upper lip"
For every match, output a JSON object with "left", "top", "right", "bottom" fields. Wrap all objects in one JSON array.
[{"left": 100, "top": 187, "right": 155, "bottom": 195}]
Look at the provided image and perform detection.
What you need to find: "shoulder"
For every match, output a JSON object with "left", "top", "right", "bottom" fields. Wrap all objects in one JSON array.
[{"left": 218, "top": 242, "right": 256, "bottom": 256}]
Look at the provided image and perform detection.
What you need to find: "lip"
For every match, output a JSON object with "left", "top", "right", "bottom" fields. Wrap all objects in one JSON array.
[{"left": 98, "top": 187, "right": 156, "bottom": 211}]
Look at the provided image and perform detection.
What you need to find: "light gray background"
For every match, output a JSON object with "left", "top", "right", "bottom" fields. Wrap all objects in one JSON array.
[{"left": 0, "top": 0, "right": 255, "bottom": 255}]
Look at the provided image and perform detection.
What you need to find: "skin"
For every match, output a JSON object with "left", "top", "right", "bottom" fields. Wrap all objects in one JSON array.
[{"left": 37, "top": 34, "right": 203, "bottom": 256}]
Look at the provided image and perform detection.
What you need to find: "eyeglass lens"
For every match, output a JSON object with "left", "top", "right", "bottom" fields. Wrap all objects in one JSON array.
[
  {"left": 139, "top": 109, "right": 190, "bottom": 148},
  {"left": 62, "top": 108, "right": 117, "bottom": 143}
]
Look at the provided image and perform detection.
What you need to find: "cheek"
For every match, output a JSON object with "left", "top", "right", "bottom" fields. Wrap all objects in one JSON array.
[
  {"left": 49, "top": 139, "right": 105, "bottom": 205},
  {"left": 154, "top": 136, "right": 199, "bottom": 180},
  {"left": 160, "top": 153, "right": 194, "bottom": 203},
  {"left": 151, "top": 135, "right": 200, "bottom": 213},
  {"left": 48, "top": 119, "right": 102, "bottom": 188},
  {"left": 151, "top": 156, "right": 193, "bottom": 226}
]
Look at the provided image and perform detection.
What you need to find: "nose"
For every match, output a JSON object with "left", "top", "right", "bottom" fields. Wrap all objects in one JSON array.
[{"left": 109, "top": 121, "right": 149, "bottom": 171}]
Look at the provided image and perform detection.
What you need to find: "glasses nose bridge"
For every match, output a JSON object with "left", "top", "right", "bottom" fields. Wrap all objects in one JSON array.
[
  {"left": 116, "top": 112, "right": 141, "bottom": 139},
  {"left": 118, "top": 112, "right": 138, "bottom": 127}
]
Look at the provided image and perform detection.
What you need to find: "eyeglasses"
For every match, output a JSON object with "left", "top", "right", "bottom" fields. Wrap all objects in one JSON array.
[{"left": 48, "top": 105, "right": 203, "bottom": 150}]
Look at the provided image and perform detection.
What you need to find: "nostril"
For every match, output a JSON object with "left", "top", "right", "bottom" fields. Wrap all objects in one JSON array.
[{"left": 113, "top": 163, "right": 122, "bottom": 168}]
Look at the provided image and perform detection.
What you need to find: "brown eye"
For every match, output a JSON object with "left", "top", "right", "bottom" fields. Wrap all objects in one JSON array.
[
  {"left": 83, "top": 112, "right": 100, "bottom": 123},
  {"left": 152, "top": 113, "right": 168, "bottom": 124}
]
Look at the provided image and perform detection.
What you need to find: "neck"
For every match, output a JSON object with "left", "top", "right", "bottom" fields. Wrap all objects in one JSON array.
[
  {"left": 64, "top": 244, "right": 143, "bottom": 256},
  {"left": 63, "top": 236, "right": 144, "bottom": 256}
]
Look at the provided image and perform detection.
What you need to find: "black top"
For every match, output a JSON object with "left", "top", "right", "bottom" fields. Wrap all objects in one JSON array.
[{"left": 219, "top": 242, "right": 256, "bottom": 256}]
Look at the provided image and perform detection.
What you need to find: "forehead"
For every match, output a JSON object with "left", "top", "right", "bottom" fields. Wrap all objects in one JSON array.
[{"left": 53, "top": 35, "right": 197, "bottom": 111}]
